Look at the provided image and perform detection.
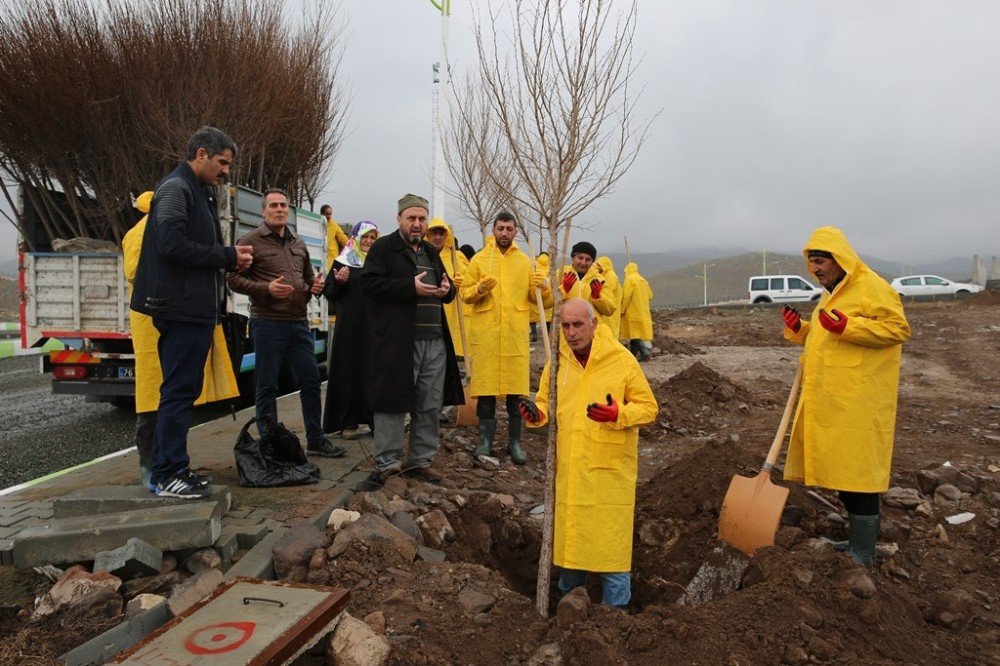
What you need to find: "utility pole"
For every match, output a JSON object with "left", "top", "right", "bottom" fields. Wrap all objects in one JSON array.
[
  {"left": 695, "top": 263, "right": 715, "bottom": 307},
  {"left": 762, "top": 249, "right": 767, "bottom": 274},
  {"left": 429, "top": 0, "right": 451, "bottom": 221}
]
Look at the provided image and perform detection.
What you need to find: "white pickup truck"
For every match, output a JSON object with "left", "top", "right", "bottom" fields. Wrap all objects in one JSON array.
[{"left": 18, "top": 185, "right": 329, "bottom": 405}]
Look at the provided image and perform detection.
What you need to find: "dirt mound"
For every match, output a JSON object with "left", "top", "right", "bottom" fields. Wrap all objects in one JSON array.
[
  {"left": 963, "top": 289, "right": 1000, "bottom": 306},
  {"left": 653, "top": 332, "right": 704, "bottom": 356},
  {"left": 653, "top": 361, "right": 771, "bottom": 433}
]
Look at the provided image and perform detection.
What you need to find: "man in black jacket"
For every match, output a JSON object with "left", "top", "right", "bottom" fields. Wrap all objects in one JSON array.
[
  {"left": 360, "top": 194, "right": 464, "bottom": 489},
  {"left": 131, "top": 126, "right": 253, "bottom": 498}
]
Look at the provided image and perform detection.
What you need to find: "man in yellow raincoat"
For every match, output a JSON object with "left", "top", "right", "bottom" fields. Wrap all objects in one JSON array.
[
  {"left": 461, "top": 212, "right": 550, "bottom": 464},
  {"left": 123, "top": 191, "right": 239, "bottom": 490},
  {"left": 425, "top": 218, "right": 469, "bottom": 358},
  {"left": 594, "top": 256, "right": 622, "bottom": 339},
  {"left": 520, "top": 298, "right": 657, "bottom": 607},
  {"left": 321, "top": 204, "right": 350, "bottom": 270},
  {"left": 529, "top": 252, "right": 554, "bottom": 343},
  {"left": 780, "top": 226, "right": 910, "bottom": 567},
  {"left": 559, "top": 242, "right": 617, "bottom": 331},
  {"left": 620, "top": 262, "right": 654, "bottom": 361}
]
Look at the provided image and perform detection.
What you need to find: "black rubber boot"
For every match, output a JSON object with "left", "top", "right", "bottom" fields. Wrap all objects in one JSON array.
[
  {"left": 476, "top": 418, "right": 497, "bottom": 457},
  {"left": 507, "top": 417, "right": 528, "bottom": 465},
  {"left": 847, "top": 513, "right": 879, "bottom": 567}
]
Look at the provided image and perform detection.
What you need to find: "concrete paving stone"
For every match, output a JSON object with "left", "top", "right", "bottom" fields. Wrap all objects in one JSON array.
[
  {"left": 0, "top": 502, "right": 27, "bottom": 511},
  {"left": 58, "top": 600, "right": 172, "bottom": 665},
  {"left": 224, "top": 526, "right": 288, "bottom": 581},
  {"left": 13, "top": 502, "right": 222, "bottom": 568},
  {"left": 0, "top": 526, "right": 25, "bottom": 539},
  {"left": 245, "top": 508, "right": 271, "bottom": 519},
  {"left": 0, "top": 539, "right": 13, "bottom": 565},
  {"left": 214, "top": 531, "right": 240, "bottom": 562},
  {"left": 312, "top": 477, "right": 339, "bottom": 491},
  {"left": 339, "top": 469, "right": 374, "bottom": 493},
  {"left": 220, "top": 517, "right": 269, "bottom": 529},
  {"left": 52, "top": 485, "right": 231, "bottom": 518},
  {"left": 94, "top": 537, "right": 163, "bottom": 580},
  {"left": 224, "top": 508, "right": 254, "bottom": 519},
  {"left": 235, "top": 524, "right": 271, "bottom": 550}
]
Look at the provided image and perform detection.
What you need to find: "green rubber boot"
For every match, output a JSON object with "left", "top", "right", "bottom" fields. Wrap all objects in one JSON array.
[
  {"left": 507, "top": 417, "right": 528, "bottom": 465},
  {"left": 475, "top": 418, "right": 497, "bottom": 457},
  {"left": 847, "top": 513, "right": 879, "bottom": 568}
]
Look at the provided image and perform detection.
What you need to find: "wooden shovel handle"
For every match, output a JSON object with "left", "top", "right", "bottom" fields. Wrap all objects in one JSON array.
[{"left": 762, "top": 362, "right": 803, "bottom": 473}]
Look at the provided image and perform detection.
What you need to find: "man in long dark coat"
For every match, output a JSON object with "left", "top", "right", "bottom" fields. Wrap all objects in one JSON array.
[{"left": 360, "top": 194, "right": 464, "bottom": 488}]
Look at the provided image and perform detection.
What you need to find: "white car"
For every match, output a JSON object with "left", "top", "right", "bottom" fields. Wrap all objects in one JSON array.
[
  {"left": 747, "top": 275, "right": 823, "bottom": 304},
  {"left": 890, "top": 275, "right": 984, "bottom": 297}
]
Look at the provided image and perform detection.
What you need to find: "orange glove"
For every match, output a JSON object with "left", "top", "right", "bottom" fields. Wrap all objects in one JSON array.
[
  {"left": 561, "top": 271, "right": 577, "bottom": 293},
  {"left": 589, "top": 279, "right": 603, "bottom": 300},
  {"left": 818, "top": 308, "right": 847, "bottom": 334},
  {"left": 586, "top": 393, "right": 619, "bottom": 423},
  {"left": 781, "top": 305, "right": 801, "bottom": 332}
]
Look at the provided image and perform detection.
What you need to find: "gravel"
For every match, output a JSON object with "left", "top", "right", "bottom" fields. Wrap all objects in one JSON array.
[{"left": 0, "top": 355, "right": 231, "bottom": 489}]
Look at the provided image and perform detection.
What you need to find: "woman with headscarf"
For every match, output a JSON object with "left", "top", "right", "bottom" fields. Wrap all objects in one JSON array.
[{"left": 322, "top": 221, "right": 379, "bottom": 439}]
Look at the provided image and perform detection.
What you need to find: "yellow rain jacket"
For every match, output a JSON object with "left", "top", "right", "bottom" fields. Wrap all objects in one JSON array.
[
  {"left": 783, "top": 226, "right": 910, "bottom": 493},
  {"left": 326, "top": 220, "right": 350, "bottom": 270},
  {"left": 461, "top": 237, "right": 551, "bottom": 397},
  {"left": 594, "top": 257, "right": 622, "bottom": 339},
  {"left": 559, "top": 264, "right": 617, "bottom": 332},
  {"left": 532, "top": 324, "right": 658, "bottom": 572},
  {"left": 123, "top": 195, "right": 239, "bottom": 414},
  {"left": 425, "top": 218, "right": 470, "bottom": 356},
  {"left": 529, "top": 254, "right": 554, "bottom": 325},
  {"left": 620, "top": 262, "right": 653, "bottom": 341}
]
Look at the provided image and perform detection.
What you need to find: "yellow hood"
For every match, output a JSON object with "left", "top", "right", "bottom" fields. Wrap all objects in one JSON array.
[
  {"left": 624, "top": 262, "right": 638, "bottom": 275},
  {"left": 595, "top": 256, "right": 616, "bottom": 275},
  {"left": 426, "top": 217, "right": 456, "bottom": 251},
  {"left": 802, "top": 226, "right": 864, "bottom": 277},
  {"left": 135, "top": 191, "right": 153, "bottom": 214}
]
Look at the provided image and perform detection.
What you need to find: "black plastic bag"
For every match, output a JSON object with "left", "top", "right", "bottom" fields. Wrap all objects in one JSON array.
[{"left": 234, "top": 415, "right": 320, "bottom": 487}]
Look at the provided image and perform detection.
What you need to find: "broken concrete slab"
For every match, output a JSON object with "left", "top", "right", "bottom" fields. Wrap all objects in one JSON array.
[
  {"left": 60, "top": 597, "right": 171, "bottom": 665},
  {"left": 52, "top": 485, "right": 230, "bottom": 518},
  {"left": 167, "top": 568, "right": 225, "bottom": 617},
  {"left": 679, "top": 546, "right": 751, "bottom": 605},
  {"left": 94, "top": 537, "right": 162, "bottom": 580},
  {"left": 13, "top": 502, "right": 222, "bottom": 568}
]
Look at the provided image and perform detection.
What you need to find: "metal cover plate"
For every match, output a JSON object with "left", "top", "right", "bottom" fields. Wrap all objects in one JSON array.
[{"left": 113, "top": 578, "right": 349, "bottom": 665}]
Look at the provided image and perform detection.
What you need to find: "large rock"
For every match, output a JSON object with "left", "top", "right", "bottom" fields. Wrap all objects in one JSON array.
[
  {"left": 835, "top": 568, "right": 876, "bottom": 599},
  {"left": 183, "top": 548, "right": 222, "bottom": 574},
  {"left": 33, "top": 565, "right": 123, "bottom": 619},
  {"left": 933, "top": 465, "right": 979, "bottom": 494},
  {"left": 934, "top": 484, "right": 962, "bottom": 506},
  {"left": 415, "top": 510, "right": 455, "bottom": 549},
  {"left": 556, "top": 587, "right": 590, "bottom": 627},
  {"left": 328, "top": 513, "right": 417, "bottom": 561},
  {"left": 681, "top": 546, "right": 751, "bottom": 605},
  {"left": 389, "top": 511, "right": 423, "bottom": 544},
  {"left": 272, "top": 521, "right": 330, "bottom": 579},
  {"left": 930, "top": 589, "right": 978, "bottom": 630},
  {"left": 883, "top": 487, "right": 923, "bottom": 509},
  {"left": 327, "top": 509, "right": 361, "bottom": 532},
  {"left": 457, "top": 587, "right": 496, "bottom": 615},
  {"left": 167, "top": 568, "right": 224, "bottom": 616},
  {"left": 328, "top": 612, "right": 391, "bottom": 666}
]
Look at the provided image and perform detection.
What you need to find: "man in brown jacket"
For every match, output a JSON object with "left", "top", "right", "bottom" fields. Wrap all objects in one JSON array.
[{"left": 227, "top": 188, "right": 345, "bottom": 457}]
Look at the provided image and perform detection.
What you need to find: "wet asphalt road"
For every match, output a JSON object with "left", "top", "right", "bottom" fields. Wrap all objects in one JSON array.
[{"left": 0, "top": 355, "right": 231, "bottom": 490}]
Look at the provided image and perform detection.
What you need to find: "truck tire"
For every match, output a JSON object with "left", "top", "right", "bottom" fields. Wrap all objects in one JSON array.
[{"left": 753, "top": 296, "right": 772, "bottom": 304}]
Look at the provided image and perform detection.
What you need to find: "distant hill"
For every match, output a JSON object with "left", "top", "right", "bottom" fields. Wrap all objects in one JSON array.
[{"left": 0, "top": 257, "right": 16, "bottom": 276}]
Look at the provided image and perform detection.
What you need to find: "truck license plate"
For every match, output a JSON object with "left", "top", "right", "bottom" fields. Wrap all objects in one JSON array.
[{"left": 118, "top": 367, "right": 135, "bottom": 379}]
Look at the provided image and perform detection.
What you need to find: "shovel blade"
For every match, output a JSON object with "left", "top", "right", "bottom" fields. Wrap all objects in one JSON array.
[
  {"left": 455, "top": 385, "right": 479, "bottom": 427},
  {"left": 718, "top": 471, "right": 790, "bottom": 556}
]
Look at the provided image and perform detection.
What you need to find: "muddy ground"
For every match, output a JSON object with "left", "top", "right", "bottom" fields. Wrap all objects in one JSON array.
[{"left": 3, "top": 296, "right": 999, "bottom": 664}]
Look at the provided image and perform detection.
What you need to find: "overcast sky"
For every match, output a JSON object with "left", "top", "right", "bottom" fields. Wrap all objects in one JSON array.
[{"left": 2, "top": 0, "right": 998, "bottom": 265}]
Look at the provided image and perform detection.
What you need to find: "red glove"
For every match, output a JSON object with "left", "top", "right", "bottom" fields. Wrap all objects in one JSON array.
[
  {"left": 818, "top": 308, "right": 847, "bottom": 334},
  {"left": 781, "top": 305, "right": 801, "bottom": 332},
  {"left": 586, "top": 393, "right": 619, "bottom": 423},
  {"left": 589, "top": 279, "right": 603, "bottom": 299},
  {"left": 518, "top": 396, "right": 541, "bottom": 423},
  {"left": 561, "top": 271, "right": 577, "bottom": 293}
]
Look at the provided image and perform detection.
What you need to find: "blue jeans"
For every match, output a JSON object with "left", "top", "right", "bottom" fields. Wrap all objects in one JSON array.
[
  {"left": 558, "top": 568, "right": 631, "bottom": 608},
  {"left": 252, "top": 319, "right": 323, "bottom": 447},
  {"left": 150, "top": 319, "right": 214, "bottom": 485}
]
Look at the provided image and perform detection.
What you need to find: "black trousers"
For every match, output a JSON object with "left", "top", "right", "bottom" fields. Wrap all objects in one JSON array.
[
  {"left": 839, "top": 491, "right": 880, "bottom": 516},
  {"left": 476, "top": 395, "right": 520, "bottom": 420}
]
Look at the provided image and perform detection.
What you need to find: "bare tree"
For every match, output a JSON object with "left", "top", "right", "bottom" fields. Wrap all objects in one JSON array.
[
  {"left": 0, "top": 0, "right": 348, "bottom": 244},
  {"left": 456, "top": 0, "right": 653, "bottom": 617}
]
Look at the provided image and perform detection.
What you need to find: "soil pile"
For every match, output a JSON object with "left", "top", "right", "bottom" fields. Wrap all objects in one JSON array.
[
  {"left": 963, "top": 289, "right": 1000, "bottom": 306},
  {"left": 654, "top": 361, "right": 769, "bottom": 432}
]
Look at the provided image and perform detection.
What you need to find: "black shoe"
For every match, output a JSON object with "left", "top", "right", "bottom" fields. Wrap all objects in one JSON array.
[
  {"left": 357, "top": 471, "right": 387, "bottom": 492},
  {"left": 155, "top": 475, "right": 211, "bottom": 499},
  {"left": 403, "top": 466, "right": 443, "bottom": 484},
  {"left": 308, "top": 438, "right": 347, "bottom": 458},
  {"left": 182, "top": 467, "right": 212, "bottom": 488}
]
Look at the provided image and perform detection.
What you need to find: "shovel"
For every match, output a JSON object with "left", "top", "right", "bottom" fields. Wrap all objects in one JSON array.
[
  {"left": 718, "top": 362, "right": 803, "bottom": 555},
  {"left": 451, "top": 244, "right": 479, "bottom": 427}
]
